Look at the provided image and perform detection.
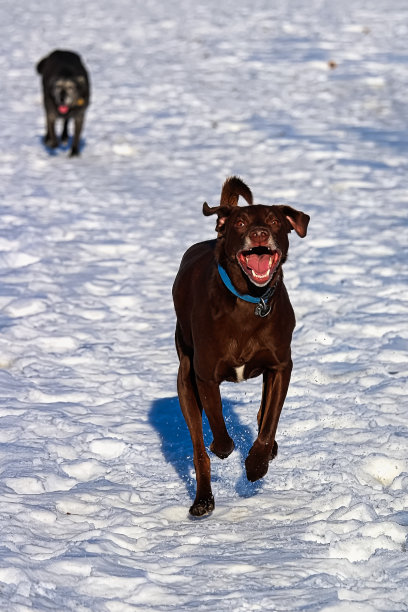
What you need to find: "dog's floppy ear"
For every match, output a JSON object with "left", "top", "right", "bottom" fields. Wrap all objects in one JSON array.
[
  {"left": 277, "top": 205, "right": 310, "bottom": 237},
  {"left": 36, "top": 57, "right": 47, "bottom": 74},
  {"left": 202, "top": 203, "right": 233, "bottom": 234},
  {"left": 202, "top": 176, "right": 253, "bottom": 234}
]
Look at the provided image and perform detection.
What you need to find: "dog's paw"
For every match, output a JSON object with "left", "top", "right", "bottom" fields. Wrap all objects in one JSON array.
[
  {"left": 210, "top": 437, "right": 235, "bottom": 459},
  {"left": 245, "top": 440, "right": 277, "bottom": 482},
  {"left": 245, "top": 454, "right": 269, "bottom": 482},
  {"left": 44, "top": 136, "right": 58, "bottom": 149},
  {"left": 189, "top": 495, "right": 215, "bottom": 518}
]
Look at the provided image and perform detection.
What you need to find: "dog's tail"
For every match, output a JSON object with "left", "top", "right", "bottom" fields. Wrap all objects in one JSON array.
[{"left": 219, "top": 176, "right": 253, "bottom": 207}]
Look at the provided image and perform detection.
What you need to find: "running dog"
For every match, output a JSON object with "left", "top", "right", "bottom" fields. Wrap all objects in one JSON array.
[
  {"left": 173, "top": 176, "right": 310, "bottom": 516},
  {"left": 36, "top": 49, "right": 90, "bottom": 156}
]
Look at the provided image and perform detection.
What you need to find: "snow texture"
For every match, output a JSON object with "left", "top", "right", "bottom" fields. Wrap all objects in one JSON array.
[{"left": 0, "top": 0, "right": 408, "bottom": 610}]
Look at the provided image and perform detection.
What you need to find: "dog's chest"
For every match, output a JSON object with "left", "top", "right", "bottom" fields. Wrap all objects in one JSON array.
[
  {"left": 217, "top": 334, "right": 274, "bottom": 383},
  {"left": 234, "top": 364, "right": 246, "bottom": 382},
  {"left": 190, "top": 285, "right": 294, "bottom": 383},
  {"left": 226, "top": 359, "right": 267, "bottom": 383}
]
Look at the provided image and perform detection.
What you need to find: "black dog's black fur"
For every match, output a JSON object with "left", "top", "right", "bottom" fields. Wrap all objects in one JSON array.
[{"left": 36, "top": 50, "right": 90, "bottom": 157}]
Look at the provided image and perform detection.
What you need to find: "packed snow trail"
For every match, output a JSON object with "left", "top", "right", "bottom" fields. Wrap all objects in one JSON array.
[{"left": 0, "top": 0, "right": 407, "bottom": 610}]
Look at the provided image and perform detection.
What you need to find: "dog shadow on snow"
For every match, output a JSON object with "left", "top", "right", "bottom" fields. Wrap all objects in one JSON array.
[
  {"left": 149, "top": 395, "right": 264, "bottom": 503},
  {"left": 38, "top": 135, "right": 87, "bottom": 156}
]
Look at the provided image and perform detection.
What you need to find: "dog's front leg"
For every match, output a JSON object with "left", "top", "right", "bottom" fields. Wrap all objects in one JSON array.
[
  {"left": 177, "top": 353, "right": 214, "bottom": 517},
  {"left": 70, "top": 111, "right": 85, "bottom": 156},
  {"left": 245, "top": 359, "right": 292, "bottom": 482},
  {"left": 195, "top": 378, "right": 234, "bottom": 459},
  {"left": 44, "top": 111, "right": 58, "bottom": 148}
]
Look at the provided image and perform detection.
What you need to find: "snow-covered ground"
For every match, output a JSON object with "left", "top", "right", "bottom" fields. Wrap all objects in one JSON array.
[{"left": 0, "top": 0, "right": 407, "bottom": 609}]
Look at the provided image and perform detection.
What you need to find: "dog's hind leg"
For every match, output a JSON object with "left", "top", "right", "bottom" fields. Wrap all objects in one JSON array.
[{"left": 195, "top": 378, "right": 234, "bottom": 459}]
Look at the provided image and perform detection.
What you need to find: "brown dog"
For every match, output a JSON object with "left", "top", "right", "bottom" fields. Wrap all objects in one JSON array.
[{"left": 172, "top": 177, "right": 310, "bottom": 517}]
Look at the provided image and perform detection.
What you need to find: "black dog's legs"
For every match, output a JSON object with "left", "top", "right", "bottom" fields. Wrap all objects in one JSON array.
[
  {"left": 61, "top": 119, "right": 69, "bottom": 144},
  {"left": 70, "top": 112, "right": 85, "bottom": 157},
  {"left": 44, "top": 112, "right": 58, "bottom": 148}
]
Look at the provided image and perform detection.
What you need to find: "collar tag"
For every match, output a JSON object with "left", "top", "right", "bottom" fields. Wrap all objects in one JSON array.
[{"left": 254, "top": 297, "right": 272, "bottom": 317}]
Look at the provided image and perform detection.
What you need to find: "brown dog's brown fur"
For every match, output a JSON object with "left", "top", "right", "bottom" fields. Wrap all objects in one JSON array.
[{"left": 172, "top": 177, "right": 310, "bottom": 516}]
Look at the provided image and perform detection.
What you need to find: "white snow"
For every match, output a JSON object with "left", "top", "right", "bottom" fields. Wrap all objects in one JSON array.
[{"left": 0, "top": 0, "right": 408, "bottom": 610}]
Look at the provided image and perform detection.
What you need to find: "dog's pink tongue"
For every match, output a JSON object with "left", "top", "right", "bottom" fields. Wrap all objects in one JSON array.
[
  {"left": 247, "top": 254, "right": 270, "bottom": 274},
  {"left": 58, "top": 105, "right": 69, "bottom": 114}
]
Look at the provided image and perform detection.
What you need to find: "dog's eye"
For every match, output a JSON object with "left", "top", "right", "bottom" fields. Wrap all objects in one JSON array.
[{"left": 234, "top": 219, "right": 246, "bottom": 228}]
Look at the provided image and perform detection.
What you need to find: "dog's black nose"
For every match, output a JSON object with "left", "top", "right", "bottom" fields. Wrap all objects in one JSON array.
[{"left": 59, "top": 90, "right": 66, "bottom": 104}]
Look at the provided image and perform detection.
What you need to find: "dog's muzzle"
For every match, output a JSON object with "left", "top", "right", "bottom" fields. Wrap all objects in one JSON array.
[{"left": 237, "top": 246, "right": 281, "bottom": 287}]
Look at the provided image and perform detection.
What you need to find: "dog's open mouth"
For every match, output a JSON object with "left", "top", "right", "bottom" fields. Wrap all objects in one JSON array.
[
  {"left": 58, "top": 105, "right": 70, "bottom": 115},
  {"left": 237, "top": 247, "right": 281, "bottom": 286}
]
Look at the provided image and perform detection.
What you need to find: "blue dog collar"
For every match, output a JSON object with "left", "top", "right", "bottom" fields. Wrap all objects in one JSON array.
[
  {"left": 218, "top": 264, "right": 259, "bottom": 303},
  {"left": 217, "top": 264, "right": 278, "bottom": 317}
]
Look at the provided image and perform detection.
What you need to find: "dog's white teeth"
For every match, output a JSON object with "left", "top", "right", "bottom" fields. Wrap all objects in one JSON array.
[{"left": 252, "top": 271, "right": 269, "bottom": 279}]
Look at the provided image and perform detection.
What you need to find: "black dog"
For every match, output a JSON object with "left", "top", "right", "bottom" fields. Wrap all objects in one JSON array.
[{"left": 36, "top": 50, "right": 90, "bottom": 156}]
